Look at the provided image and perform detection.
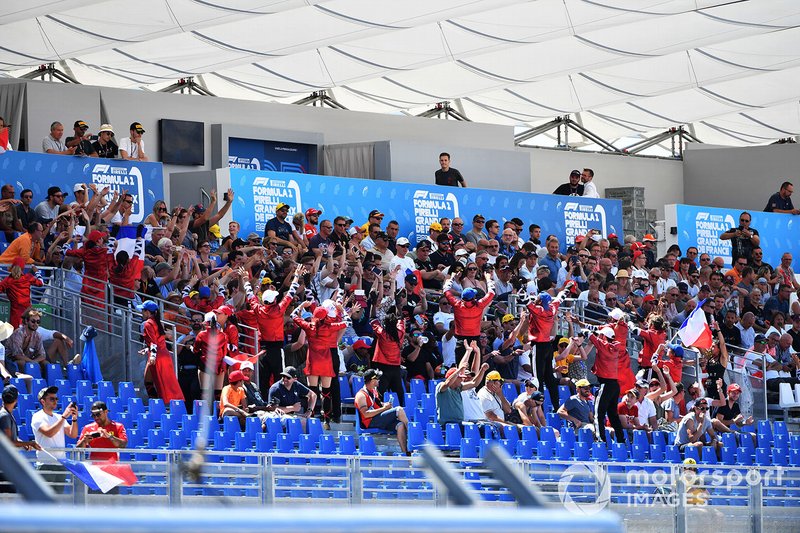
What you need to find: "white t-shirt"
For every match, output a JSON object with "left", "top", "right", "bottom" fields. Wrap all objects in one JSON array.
[
  {"left": 636, "top": 398, "right": 657, "bottom": 427},
  {"left": 516, "top": 350, "right": 533, "bottom": 382},
  {"left": 391, "top": 255, "right": 416, "bottom": 286},
  {"left": 461, "top": 388, "right": 485, "bottom": 422},
  {"left": 477, "top": 387, "right": 505, "bottom": 422},
  {"left": 31, "top": 410, "right": 67, "bottom": 462},
  {"left": 119, "top": 136, "right": 145, "bottom": 159},
  {"left": 441, "top": 334, "right": 457, "bottom": 367}
]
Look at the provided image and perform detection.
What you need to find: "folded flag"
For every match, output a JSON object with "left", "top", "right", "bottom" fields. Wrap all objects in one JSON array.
[
  {"left": 80, "top": 326, "right": 103, "bottom": 382},
  {"left": 114, "top": 225, "right": 138, "bottom": 259},
  {"left": 59, "top": 457, "right": 138, "bottom": 493},
  {"left": 677, "top": 298, "right": 713, "bottom": 350}
]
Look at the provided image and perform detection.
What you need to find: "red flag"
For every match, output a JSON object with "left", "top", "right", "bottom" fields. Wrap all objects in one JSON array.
[{"left": 0, "top": 128, "right": 8, "bottom": 150}]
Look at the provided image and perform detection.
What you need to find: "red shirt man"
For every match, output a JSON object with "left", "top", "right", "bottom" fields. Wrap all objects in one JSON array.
[{"left": 77, "top": 401, "right": 127, "bottom": 461}]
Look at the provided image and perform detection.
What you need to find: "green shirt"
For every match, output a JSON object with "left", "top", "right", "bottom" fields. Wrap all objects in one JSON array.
[{"left": 436, "top": 382, "right": 464, "bottom": 425}]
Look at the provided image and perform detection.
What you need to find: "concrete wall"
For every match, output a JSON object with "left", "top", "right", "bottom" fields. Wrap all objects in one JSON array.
[
  {"left": 387, "top": 140, "right": 532, "bottom": 192},
  {"left": 683, "top": 143, "right": 800, "bottom": 211},
  {"left": 525, "top": 148, "right": 684, "bottom": 219}
]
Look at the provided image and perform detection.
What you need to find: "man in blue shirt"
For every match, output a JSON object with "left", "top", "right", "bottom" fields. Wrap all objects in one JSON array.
[
  {"left": 264, "top": 202, "right": 295, "bottom": 250},
  {"left": 538, "top": 238, "right": 562, "bottom": 284},
  {"left": 268, "top": 366, "right": 317, "bottom": 420},
  {"left": 764, "top": 181, "right": 799, "bottom": 214}
]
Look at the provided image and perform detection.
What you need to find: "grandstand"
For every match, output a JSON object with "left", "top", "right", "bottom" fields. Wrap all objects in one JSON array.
[{"left": 2, "top": 3, "right": 800, "bottom": 532}]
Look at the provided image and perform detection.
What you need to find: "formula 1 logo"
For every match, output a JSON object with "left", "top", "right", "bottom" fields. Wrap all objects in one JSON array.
[
  {"left": 228, "top": 156, "right": 260, "bottom": 170},
  {"left": 563, "top": 202, "right": 606, "bottom": 246},
  {"left": 89, "top": 163, "right": 145, "bottom": 223}
]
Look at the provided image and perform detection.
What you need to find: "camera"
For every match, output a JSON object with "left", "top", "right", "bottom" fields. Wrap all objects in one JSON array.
[{"left": 88, "top": 431, "right": 102, "bottom": 439}]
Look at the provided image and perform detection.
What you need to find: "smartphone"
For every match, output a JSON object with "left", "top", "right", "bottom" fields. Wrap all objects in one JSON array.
[
  {"left": 371, "top": 266, "right": 382, "bottom": 276},
  {"left": 223, "top": 192, "right": 229, "bottom": 202}
]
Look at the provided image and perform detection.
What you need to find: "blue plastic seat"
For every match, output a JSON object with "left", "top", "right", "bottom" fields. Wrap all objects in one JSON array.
[
  {"left": 148, "top": 398, "right": 166, "bottom": 420},
  {"left": 182, "top": 414, "right": 199, "bottom": 433},
  {"left": 502, "top": 383, "right": 517, "bottom": 404},
  {"left": 611, "top": 442, "right": 628, "bottom": 462},
  {"left": 45, "top": 364, "right": 63, "bottom": 387},
  {"left": 515, "top": 439, "right": 534, "bottom": 459},
  {"left": 168, "top": 399, "right": 187, "bottom": 417},
  {"left": 350, "top": 375, "right": 365, "bottom": 396},
  {"left": 383, "top": 391, "right": 400, "bottom": 408},
  {"left": 410, "top": 379, "right": 426, "bottom": 405},
  {"left": 275, "top": 433, "right": 293, "bottom": 454},
  {"left": 107, "top": 397, "right": 125, "bottom": 416},
  {"left": 96, "top": 381, "right": 115, "bottom": 403},
  {"left": 537, "top": 440, "right": 554, "bottom": 460},
  {"left": 575, "top": 441, "right": 591, "bottom": 461},
  {"left": 464, "top": 423, "right": 481, "bottom": 442},
  {"left": 286, "top": 418, "right": 304, "bottom": 444},
  {"left": 683, "top": 446, "right": 700, "bottom": 463},
  {"left": 17, "top": 393, "right": 34, "bottom": 415},
  {"left": 755, "top": 448, "right": 771, "bottom": 466},
  {"left": 649, "top": 444, "right": 665, "bottom": 463},
  {"left": 421, "top": 394, "right": 436, "bottom": 422},
  {"left": 425, "top": 422, "right": 445, "bottom": 447},
  {"left": 338, "top": 434, "right": 356, "bottom": 455},
  {"left": 560, "top": 427, "right": 576, "bottom": 448},
  {"left": 136, "top": 412, "right": 153, "bottom": 432},
  {"left": 408, "top": 422, "right": 424, "bottom": 451},
  {"left": 700, "top": 446, "right": 718, "bottom": 465},
  {"left": 461, "top": 437, "right": 480, "bottom": 459},
  {"left": 222, "top": 416, "right": 241, "bottom": 435},
  {"left": 632, "top": 444, "right": 648, "bottom": 462},
  {"left": 31, "top": 378, "right": 46, "bottom": 396},
  {"left": 665, "top": 445, "right": 681, "bottom": 463},
  {"left": 557, "top": 441, "right": 572, "bottom": 461},
  {"left": 54, "top": 379, "right": 70, "bottom": 395},
  {"left": 558, "top": 385, "right": 571, "bottom": 405},
  {"left": 298, "top": 434, "right": 316, "bottom": 454},
  {"left": 256, "top": 433, "right": 273, "bottom": 453},
  {"left": 540, "top": 426, "right": 557, "bottom": 446},
  {"left": 168, "top": 429, "right": 188, "bottom": 449},
  {"left": 126, "top": 428, "right": 143, "bottom": 448},
  {"left": 160, "top": 413, "right": 179, "bottom": 432},
  {"left": 721, "top": 446, "right": 736, "bottom": 465},
  {"left": 147, "top": 428, "right": 166, "bottom": 448},
  {"left": 591, "top": 442, "right": 608, "bottom": 461},
  {"left": 307, "top": 418, "right": 323, "bottom": 442},
  {"left": 445, "top": 423, "right": 462, "bottom": 449},
  {"left": 736, "top": 447, "right": 753, "bottom": 466},
  {"left": 319, "top": 434, "right": 336, "bottom": 455},
  {"left": 65, "top": 364, "right": 82, "bottom": 387},
  {"left": 338, "top": 376, "right": 353, "bottom": 403},
  {"left": 358, "top": 435, "right": 377, "bottom": 455},
  {"left": 23, "top": 362, "right": 42, "bottom": 380},
  {"left": 117, "top": 382, "right": 135, "bottom": 403},
  {"left": 128, "top": 397, "right": 145, "bottom": 418}
]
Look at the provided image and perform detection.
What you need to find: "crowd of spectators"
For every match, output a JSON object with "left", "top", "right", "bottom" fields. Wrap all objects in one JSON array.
[{"left": 0, "top": 150, "right": 797, "bottom": 460}]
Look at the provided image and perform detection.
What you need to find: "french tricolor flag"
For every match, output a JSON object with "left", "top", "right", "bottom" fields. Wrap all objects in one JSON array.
[
  {"left": 59, "top": 457, "right": 138, "bottom": 493},
  {"left": 114, "top": 225, "right": 139, "bottom": 259},
  {"left": 678, "top": 298, "right": 714, "bottom": 350}
]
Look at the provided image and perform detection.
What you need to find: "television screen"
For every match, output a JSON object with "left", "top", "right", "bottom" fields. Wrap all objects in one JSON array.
[{"left": 159, "top": 119, "right": 204, "bottom": 165}]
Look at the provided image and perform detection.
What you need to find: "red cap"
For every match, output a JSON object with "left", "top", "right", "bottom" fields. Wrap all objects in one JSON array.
[
  {"left": 228, "top": 370, "right": 245, "bottom": 383},
  {"left": 312, "top": 306, "right": 328, "bottom": 320},
  {"left": 643, "top": 234, "right": 656, "bottom": 242},
  {"left": 86, "top": 230, "right": 107, "bottom": 242},
  {"left": 630, "top": 242, "right": 643, "bottom": 252},
  {"left": 608, "top": 233, "right": 618, "bottom": 239},
  {"left": 575, "top": 235, "right": 585, "bottom": 243},
  {"left": 643, "top": 294, "right": 655, "bottom": 303},
  {"left": 445, "top": 368, "right": 459, "bottom": 379},
  {"left": 353, "top": 339, "right": 371, "bottom": 351},
  {"left": 633, "top": 251, "right": 643, "bottom": 260},
  {"left": 214, "top": 305, "right": 235, "bottom": 316},
  {"left": 11, "top": 257, "right": 26, "bottom": 268},
  {"left": 305, "top": 207, "right": 322, "bottom": 217},
  {"left": 727, "top": 383, "right": 742, "bottom": 394}
]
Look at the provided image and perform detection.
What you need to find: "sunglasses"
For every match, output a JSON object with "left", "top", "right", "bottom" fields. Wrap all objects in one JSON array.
[
  {"left": 467, "top": 267, "right": 478, "bottom": 271},
  {"left": 28, "top": 319, "right": 41, "bottom": 324},
  {"left": 90, "top": 411, "right": 104, "bottom": 418},
  {"left": 696, "top": 405, "right": 708, "bottom": 411}
]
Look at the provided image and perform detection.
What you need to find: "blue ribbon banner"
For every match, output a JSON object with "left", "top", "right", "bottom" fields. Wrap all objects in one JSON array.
[
  {"left": 0, "top": 151, "right": 164, "bottom": 225},
  {"left": 676, "top": 204, "right": 798, "bottom": 268},
  {"left": 229, "top": 169, "right": 623, "bottom": 250}
]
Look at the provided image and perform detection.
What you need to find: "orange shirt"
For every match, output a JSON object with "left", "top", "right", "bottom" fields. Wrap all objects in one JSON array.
[
  {"left": 0, "top": 233, "right": 42, "bottom": 264},
  {"left": 219, "top": 384, "right": 245, "bottom": 413}
]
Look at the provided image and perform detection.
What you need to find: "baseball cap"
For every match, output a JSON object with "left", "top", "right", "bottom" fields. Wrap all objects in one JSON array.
[
  {"left": 86, "top": 230, "right": 107, "bottom": 242},
  {"left": 598, "top": 327, "right": 615, "bottom": 338},
  {"left": 368, "top": 209, "right": 384, "bottom": 218},
  {"left": 501, "top": 314, "right": 516, "bottom": 324},
  {"left": 486, "top": 371, "right": 504, "bottom": 382},
  {"left": 445, "top": 367, "right": 460, "bottom": 379},
  {"left": 276, "top": 202, "right": 290, "bottom": 212},
  {"left": 757, "top": 277, "right": 768, "bottom": 284},
  {"left": 47, "top": 186, "right": 67, "bottom": 198},
  {"left": 262, "top": 290, "right": 279, "bottom": 304},
  {"left": 228, "top": 370, "right": 245, "bottom": 383},
  {"left": 73, "top": 183, "right": 86, "bottom": 193},
  {"left": 558, "top": 337, "right": 570, "bottom": 345},
  {"left": 352, "top": 338, "right": 372, "bottom": 351},
  {"left": 472, "top": 214, "right": 485, "bottom": 222},
  {"left": 727, "top": 383, "right": 742, "bottom": 394},
  {"left": 305, "top": 207, "right": 322, "bottom": 217},
  {"left": 575, "top": 379, "right": 591, "bottom": 388},
  {"left": 530, "top": 391, "right": 545, "bottom": 402},
  {"left": 404, "top": 274, "right": 418, "bottom": 286},
  {"left": 667, "top": 343, "right": 685, "bottom": 358},
  {"left": 753, "top": 334, "right": 767, "bottom": 344},
  {"left": 90, "top": 400, "right": 108, "bottom": 413},
  {"left": 130, "top": 122, "right": 145, "bottom": 133},
  {"left": 136, "top": 300, "right": 159, "bottom": 313},
  {"left": 643, "top": 234, "right": 656, "bottom": 242},
  {"left": 74, "top": 120, "right": 88, "bottom": 129},
  {"left": 608, "top": 308, "right": 625, "bottom": 321},
  {"left": 570, "top": 169, "right": 580, "bottom": 177},
  {"left": 38, "top": 385, "right": 59, "bottom": 400},
  {"left": 461, "top": 288, "right": 478, "bottom": 301},
  {"left": 396, "top": 237, "right": 410, "bottom": 246},
  {"left": 193, "top": 203, "right": 206, "bottom": 215},
  {"left": 363, "top": 368, "right": 383, "bottom": 382},
  {"left": 214, "top": 305, "right": 235, "bottom": 316},
  {"left": 631, "top": 289, "right": 645, "bottom": 298},
  {"left": 608, "top": 233, "right": 618, "bottom": 239},
  {"left": 429, "top": 222, "right": 443, "bottom": 232},
  {"left": 643, "top": 294, "right": 656, "bottom": 303},
  {"left": 240, "top": 361, "right": 255, "bottom": 371},
  {"left": 280, "top": 366, "right": 298, "bottom": 379},
  {"left": 198, "top": 286, "right": 211, "bottom": 298}
]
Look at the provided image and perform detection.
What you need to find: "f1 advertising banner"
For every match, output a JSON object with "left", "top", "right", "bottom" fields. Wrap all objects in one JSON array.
[
  {"left": 0, "top": 151, "right": 163, "bottom": 224},
  {"left": 676, "top": 204, "right": 798, "bottom": 269},
  {"left": 228, "top": 137, "right": 312, "bottom": 174},
  {"left": 230, "top": 168, "right": 622, "bottom": 250}
]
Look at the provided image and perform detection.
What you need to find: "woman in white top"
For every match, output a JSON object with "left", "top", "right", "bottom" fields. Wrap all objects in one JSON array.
[{"left": 119, "top": 122, "right": 148, "bottom": 161}]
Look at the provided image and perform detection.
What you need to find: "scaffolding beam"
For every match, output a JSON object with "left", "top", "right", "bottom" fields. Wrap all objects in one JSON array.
[
  {"left": 158, "top": 77, "right": 216, "bottom": 96},
  {"left": 292, "top": 90, "right": 347, "bottom": 109},
  {"left": 514, "top": 115, "right": 622, "bottom": 153},
  {"left": 416, "top": 102, "right": 471, "bottom": 121},
  {"left": 19, "top": 63, "right": 79, "bottom": 84},
  {"left": 623, "top": 126, "right": 702, "bottom": 157}
]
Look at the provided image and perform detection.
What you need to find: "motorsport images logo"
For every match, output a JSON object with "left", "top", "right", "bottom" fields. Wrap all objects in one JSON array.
[{"left": 557, "top": 463, "right": 611, "bottom": 515}]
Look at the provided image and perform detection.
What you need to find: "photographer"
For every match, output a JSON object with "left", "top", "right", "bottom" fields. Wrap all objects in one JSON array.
[
  {"left": 77, "top": 401, "right": 127, "bottom": 462},
  {"left": 719, "top": 211, "right": 759, "bottom": 263}
]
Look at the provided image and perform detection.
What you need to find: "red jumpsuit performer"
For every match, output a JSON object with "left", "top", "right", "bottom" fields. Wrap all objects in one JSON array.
[
  {"left": 589, "top": 327, "right": 625, "bottom": 444},
  {"left": 292, "top": 300, "right": 349, "bottom": 427},
  {"left": 66, "top": 230, "right": 110, "bottom": 309},
  {"left": 526, "top": 291, "right": 566, "bottom": 410},
  {"left": 630, "top": 314, "right": 667, "bottom": 380},
  {"left": 138, "top": 300, "right": 184, "bottom": 403},
  {"left": 0, "top": 257, "right": 44, "bottom": 327},
  {"left": 608, "top": 309, "right": 637, "bottom": 394},
  {"left": 107, "top": 225, "right": 146, "bottom": 308},
  {"left": 193, "top": 305, "right": 234, "bottom": 401}
]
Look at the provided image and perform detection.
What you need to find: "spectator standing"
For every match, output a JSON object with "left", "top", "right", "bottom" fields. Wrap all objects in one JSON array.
[
  {"left": 31, "top": 385, "right": 77, "bottom": 493},
  {"left": 720, "top": 211, "right": 760, "bottom": 262},
  {"left": 138, "top": 301, "right": 184, "bottom": 403},
  {"left": 92, "top": 124, "right": 118, "bottom": 158},
  {"left": 1, "top": 385, "right": 40, "bottom": 452},
  {"left": 553, "top": 170, "right": 585, "bottom": 196},
  {"left": 370, "top": 310, "right": 406, "bottom": 405},
  {"left": 119, "top": 122, "right": 148, "bottom": 161},
  {"left": 527, "top": 291, "right": 566, "bottom": 409},
  {"left": 65, "top": 230, "right": 109, "bottom": 309},
  {"left": 34, "top": 187, "right": 66, "bottom": 225},
  {"left": 0, "top": 258, "right": 44, "bottom": 327},
  {"left": 435, "top": 152, "right": 467, "bottom": 187},
  {"left": 581, "top": 168, "right": 599, "bottom": 198},
  {"left": 764, "top": 181, "right": 799, "bottom": 214},
  {"left": 64, "top": 120, "right": 97, "bottom": 157},
  {"left": 0, "top": 117, "right": 11, "bottom": 151},
  {"left": 42, "top": 121, "right": 76, "bottom": 155},
  {"left": 76, "top": 401, "right": 127, "bottom": 462},
  {"left": 589, "top": 326, "right": 626, "bottom": 443}
]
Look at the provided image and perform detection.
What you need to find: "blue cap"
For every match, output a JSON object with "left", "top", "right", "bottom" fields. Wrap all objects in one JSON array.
[
  {"left": 301, "top": 311, "right": 312, "bottom": 320},
  {"left": 198, "top": 286, "right": 211, "bottom": 298},
  {"left": 539, "top": 293, "right": 552, "bottom": 308},
  {"left": 632, "top": 290, "right": 645, "bottom": 298},
  {"left": 668, "top": 343, "right": 685, "bottom": 358},
  {"left": 137, "top": 300, "right": 159, "bottom": 313},
  {"left": 461, "top": 288, "right": 478, "bottom": 301}
]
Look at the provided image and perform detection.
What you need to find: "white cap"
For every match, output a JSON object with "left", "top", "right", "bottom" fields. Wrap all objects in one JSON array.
[
  {"left": 73, "top": 183, "right": 85, "bottom": 193},
  {"left": 396, "top": 237, "right": 410, "bottom": 246},
  {"left": 598, "top": 326, "right": 615, "bottom": 339},
  {"left": 631, "top": 270, "right": 648, "bottom": 279},
  {"left": 240, "top": 361, "right": 254, "bottom": 371},
  {"left": 590, "top": 234, "right": 602, "bottom": 242},
  {"left": 455, "top": 249, "right": 469, "bottom": 257},
  {"left": 262, "top": 290, "right": 279, "bottom": 304},
  {"left": 608, "top": 308, "right": 625, "bottom": 321},
  {"left": 321, "top": 299, "right": 338, "bottom": 317}
]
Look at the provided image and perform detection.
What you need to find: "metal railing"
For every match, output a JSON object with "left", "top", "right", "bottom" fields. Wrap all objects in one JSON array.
[{"left": 1, "top": 448, "right": 797, "bottom": 532}]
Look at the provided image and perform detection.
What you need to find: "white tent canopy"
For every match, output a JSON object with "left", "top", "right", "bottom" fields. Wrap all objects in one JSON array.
[{"left": 2, "top": 0, "right": 799, "bottom": 146}]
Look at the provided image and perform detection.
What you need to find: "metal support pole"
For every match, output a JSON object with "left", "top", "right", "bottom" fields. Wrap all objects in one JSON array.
[
  {"left": 416, "top": 445, "right": 477, "bottom": 506},
  {"left": 674, "top": 467, "right": 687, "bottom": 533},
  {"left": 749, "top": 477, "right": 763, "bottom": 533},
  {"left": 261, "top": 454, "right": 274, "bottom": 505},
  {"left": 169, "top": 452, "right": 183, "bottom": 506},
  {"left": 483, "top": 445, "right": 546, "bottom": 507},
  {"left": 350, "top": 457, "right": 363, "bottom": 504}
]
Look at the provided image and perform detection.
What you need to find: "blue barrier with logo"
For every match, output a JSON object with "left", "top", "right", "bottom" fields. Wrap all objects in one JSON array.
[
  {"left": 676, "top": 204, "right": 798, "bottom": 269},
  {"left": 0, "top": 151, "right": 164, "bottom": 225},
  {"left": 228, "top": 138, "right": 312, "bottom": 173},
  {"left": 230, "top": 169, "right": 622, "bottom": 250}
]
